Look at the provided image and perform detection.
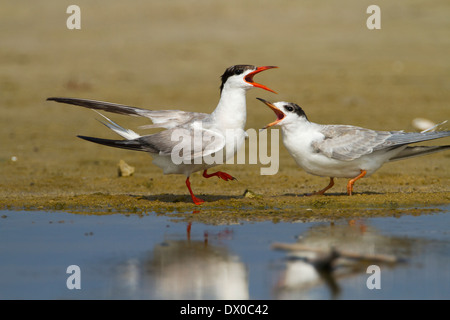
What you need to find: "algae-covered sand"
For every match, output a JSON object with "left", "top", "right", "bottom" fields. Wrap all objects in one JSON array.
[{"left": 1, "top": 1, "right": 449, "bottom": 221}]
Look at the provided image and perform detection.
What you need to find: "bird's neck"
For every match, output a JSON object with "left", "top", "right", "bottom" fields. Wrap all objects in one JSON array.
[
  {"left": 281, "top": 118, "right": 312, "bottom": 135},
  {"left": 211, "top": 86, "right": 247, "bottom": 130}
]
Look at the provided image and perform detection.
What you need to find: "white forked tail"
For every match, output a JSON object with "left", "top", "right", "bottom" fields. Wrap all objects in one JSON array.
[{"left": 93, "top": 110, "right": 141, "bottom": 140}]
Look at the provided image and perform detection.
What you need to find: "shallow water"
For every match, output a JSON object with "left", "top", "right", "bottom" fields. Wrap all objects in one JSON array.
[{"left": 1, "top": 206, "right": 449, "bottom": 300}]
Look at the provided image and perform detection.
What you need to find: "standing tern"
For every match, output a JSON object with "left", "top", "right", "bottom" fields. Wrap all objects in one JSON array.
[
  {"left": 47, "top": 65, "right": 277, "bottom": 205},
  {"left": 257, "top": 98, "right": 450, "bottom": 195}
]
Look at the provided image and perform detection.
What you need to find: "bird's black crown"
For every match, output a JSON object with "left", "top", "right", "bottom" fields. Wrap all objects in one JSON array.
[
  {"left": 284, "top": 103, "right": 308, "bottom": 120},
  {"left": 220, "top": 65, "right": 256, "bottom": 92}
]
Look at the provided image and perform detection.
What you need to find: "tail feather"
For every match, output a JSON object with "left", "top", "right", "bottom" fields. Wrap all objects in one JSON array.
[
  {"left": 93, "top": 110, "right": 140, "bottom": 140},
  {"left": 46, "top": 97, "right": 147, "bottom": 116},
  {"left": 420, "top": 120, "right": 448, "bottom": 133},
  {"left": 77, "top": 135, "right": 147, "bottom": 152},
  {"left": 385, "top": 130, "right": 450, "bottom": 148},
  {"left": 389, "top": 145, "right": 450, "bottom": 162}
]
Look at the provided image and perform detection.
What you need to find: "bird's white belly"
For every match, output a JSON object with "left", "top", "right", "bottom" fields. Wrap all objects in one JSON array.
[
  {"left": 151, "top": 154, "right": 217, "bottom": 176},
  {"left": 284, "top": 137, "right": 402, "bottom": 178},
  {"left": 294, "top": 153, "right": 371, "bottom": 178}
]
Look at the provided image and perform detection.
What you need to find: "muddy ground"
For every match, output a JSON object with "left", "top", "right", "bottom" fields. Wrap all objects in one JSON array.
[{"left": 1, "top": 1, "right": 449, "bottom": 222}]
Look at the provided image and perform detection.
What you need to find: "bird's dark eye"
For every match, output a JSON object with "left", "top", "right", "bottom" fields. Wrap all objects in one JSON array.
[
  {"left": 235, "top": 69, "right": 243, "bottom": 75},
  {"left": 285, "top": 105, "right": 294, "bottom": 112}
]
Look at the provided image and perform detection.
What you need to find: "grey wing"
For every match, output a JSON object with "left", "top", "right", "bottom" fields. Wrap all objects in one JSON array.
[
  {"left": 137, "top": 126, "right": 226, "bottom": 161},
  {"left": 47, "top": 97, "right": 209, "bottom": 129},
  {"left": 138, "top": 110, "right": 209, "bottom": 129},
  {"left": 374, "top": 130, "right": 450, "bottom": 150},
  {"left": 311, "top": 125, "right": 392, "bottom": 161}
]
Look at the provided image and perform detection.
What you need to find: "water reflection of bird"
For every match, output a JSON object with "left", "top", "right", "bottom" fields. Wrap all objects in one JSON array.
[
  {"left": 114, "top": 230, "right": 248, "bottom": 299},
  {"left": 272, "top": 221, "right": 409, "bottom": 299}
]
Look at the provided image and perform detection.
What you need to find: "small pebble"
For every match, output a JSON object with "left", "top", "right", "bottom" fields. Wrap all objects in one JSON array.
[
  {"left": 118, "top": 160, "right": 135, "bottom": 177},
  {"left": 243, "top": 189, "right": 258, "bottom": 198}
]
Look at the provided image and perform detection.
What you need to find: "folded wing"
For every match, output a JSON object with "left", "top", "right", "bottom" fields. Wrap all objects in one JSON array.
[
  {"left": 312, "top": 125, "right": 450, "bottom": 161},
  {"left": 312, "top": 125, "right": 392, "bottom": 161}
]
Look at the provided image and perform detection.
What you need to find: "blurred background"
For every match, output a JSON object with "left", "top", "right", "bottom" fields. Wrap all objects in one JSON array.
[{"left": 1, "top": 0, "right": 449, "bottom": 199}]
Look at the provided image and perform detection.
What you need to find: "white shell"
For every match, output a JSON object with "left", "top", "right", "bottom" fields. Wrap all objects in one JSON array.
[{"left": 412, "top": 118, "right": 436, "bottom": 132}]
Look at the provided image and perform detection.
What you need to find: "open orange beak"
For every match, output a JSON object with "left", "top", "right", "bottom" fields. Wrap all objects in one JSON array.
[
  {"left": 244, "top": 66, "right": 278, "bottom": 93},
  {"left": 257, "top": 98, "right": 285, "bottom": 129}
]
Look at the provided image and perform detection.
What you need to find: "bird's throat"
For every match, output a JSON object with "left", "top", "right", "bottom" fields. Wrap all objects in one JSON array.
[{"left": 212, "top": 87, "right": 247, "bottom": 130}]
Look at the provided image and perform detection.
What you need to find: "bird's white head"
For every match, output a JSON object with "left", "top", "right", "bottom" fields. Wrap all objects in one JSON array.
[
  {"left": 220, "top": 65, "right": 277, "bottom": 94},
  {"left": 257, "top": 98, "right": 308, "bottom": 129}
]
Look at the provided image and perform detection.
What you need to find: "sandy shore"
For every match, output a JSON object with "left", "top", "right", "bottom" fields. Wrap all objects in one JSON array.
[{"left": 1, "top": 1, "right": 449, "bottom": 220}]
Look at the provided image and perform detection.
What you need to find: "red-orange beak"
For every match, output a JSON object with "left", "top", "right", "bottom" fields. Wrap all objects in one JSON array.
[
  {"left": 257, "top": 98, "right": 285, "bottom": 129},
  {"left": 244, "top": 66, "right": 278, "bottom": 93}
]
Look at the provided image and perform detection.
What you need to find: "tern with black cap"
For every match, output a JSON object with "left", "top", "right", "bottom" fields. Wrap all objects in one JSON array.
[
  {"left": 47, "top": 65, "right": 277, "bottom": 205},
  {"left": 257, "top": 97, "right": 450, "bottom": 195}
]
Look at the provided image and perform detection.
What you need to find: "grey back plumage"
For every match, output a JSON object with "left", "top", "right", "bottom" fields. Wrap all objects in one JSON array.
[
  {"left": 312, "top": 125, "right": 450, "bottom": 161},
  {"left": 312, "top": 125, "right": 392, "bottom": 161}
]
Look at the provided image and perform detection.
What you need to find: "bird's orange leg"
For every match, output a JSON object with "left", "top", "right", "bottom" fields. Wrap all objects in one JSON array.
[
  {"left": 202, "top": 169, "right": 236, "bottom": 181},
  {"left": 347, "top": 170, "right": 367, "bottom": 196},
  {"left": 185, "top": 177, "right": 204, "bottom": 205},
  {"left": 307, "top": 177, "right": 335, "bottom": 196}
]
